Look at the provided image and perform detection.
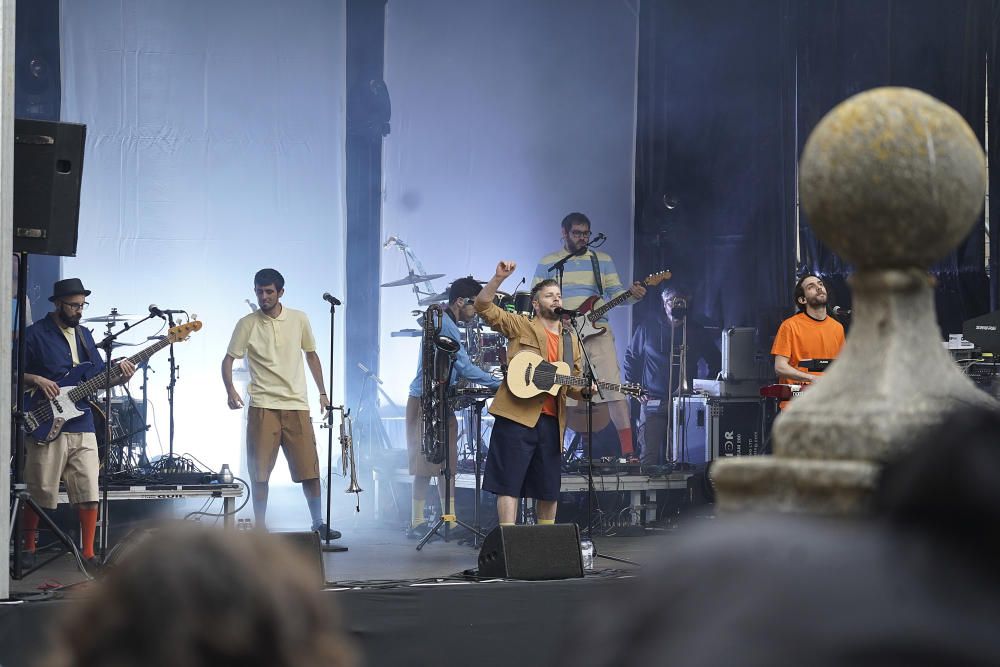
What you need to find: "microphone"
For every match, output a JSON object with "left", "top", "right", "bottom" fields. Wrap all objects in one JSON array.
[
  {"left": 323, "top": 293, "right": 342, "bottom": 306},
  {"left": 832, "top": 306, "right": 851, "bottom": 317},
  {"left": 591, "top": 233, "right": 607, "bottom": 244},
  {"left": 554, "top": 307, "right": 581, "bottom": 317},
  {"left": 383, "top": 235, "right": 397, "bottom": 248},
  {"left": 148, "top": 304, "right": 185, "bottom": 319}
]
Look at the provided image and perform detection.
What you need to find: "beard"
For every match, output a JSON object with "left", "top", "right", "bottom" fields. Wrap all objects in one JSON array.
[
  {"left": 58, "top": 311, "right": 82, "bottom": 328},
  {"left": 806, "top": 293, "right": 828, "bottom": 308},
  {"left": 536, "top": 304, "right": 559, "bottom": 320}
]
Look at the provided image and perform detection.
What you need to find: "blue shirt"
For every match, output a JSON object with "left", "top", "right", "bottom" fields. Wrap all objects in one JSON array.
[
  {"left": 24, "top": 314, "right": 106, "bottom": 433},
  {"left": 408, "top": 311, "right": 500, "bottom": 397}
]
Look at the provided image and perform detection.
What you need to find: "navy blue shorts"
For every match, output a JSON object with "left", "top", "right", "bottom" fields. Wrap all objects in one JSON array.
[{"left": 484, "top": 414, "right": 562, "bottom": 501}]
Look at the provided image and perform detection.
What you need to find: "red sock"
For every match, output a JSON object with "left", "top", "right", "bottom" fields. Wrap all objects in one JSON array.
[
  {"left": 21, "top": 506, "right": 39, "bottom": 553},
  {"left": 618, "top": 428, "right": 635, "bottom": 456},
  {"left": 78, "top": 507, "right": 98, "bottom": 560}
]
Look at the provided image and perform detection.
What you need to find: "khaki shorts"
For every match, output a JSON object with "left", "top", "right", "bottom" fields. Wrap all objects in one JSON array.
[
  {"left": 247, "top": 407, "right": 320, "bottom": 483},
  {"left": 24, "top": 432, "right": 99, "bottom": 509},
  {"left": 405, "top": 395, "right": 458, "bottom": 477}
]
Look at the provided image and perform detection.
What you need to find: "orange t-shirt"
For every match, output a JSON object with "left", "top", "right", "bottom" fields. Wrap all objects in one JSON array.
[
  {"left": 771, "top": 312, "right": 845, "bottom": 405},
  {"left": 541, "top": 328, "right": 560, "bottom": 417}
]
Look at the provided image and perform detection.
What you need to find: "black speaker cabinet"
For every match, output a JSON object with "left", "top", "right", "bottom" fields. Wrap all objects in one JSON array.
[
  {"left": 478, "top": 524, "right": 583, "bottom": 580},
  {"left": 275, "top": 531, "right": 325, "bottom": 588},
  {"left": 13, "top": 118, "right": 86, "bottom": 256}
]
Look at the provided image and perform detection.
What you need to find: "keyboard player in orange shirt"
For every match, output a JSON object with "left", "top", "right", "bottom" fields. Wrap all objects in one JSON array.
[{"left": 771, "top": 274, "right": 845, "bottom": 408}]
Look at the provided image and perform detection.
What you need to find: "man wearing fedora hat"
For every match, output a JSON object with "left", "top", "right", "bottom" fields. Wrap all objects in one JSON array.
[{"left": 19, "top": 278, "right": 136, "bottom": 568}]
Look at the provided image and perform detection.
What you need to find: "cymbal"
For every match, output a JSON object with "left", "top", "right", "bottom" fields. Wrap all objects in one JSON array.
[
  {"left": 380, "top": 272, "right": 444, "bottom": 288},
  {"left": 418, "top": 291, "right": 448, "bottom": 305},
  {"left": 82, "top": 313, "right": 141, "bottom": 323}
]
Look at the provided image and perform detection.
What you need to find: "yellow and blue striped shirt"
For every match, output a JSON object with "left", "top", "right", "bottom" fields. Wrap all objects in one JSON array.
[{"left": 532, "top": 249, "right": 630, "bottom": 322}]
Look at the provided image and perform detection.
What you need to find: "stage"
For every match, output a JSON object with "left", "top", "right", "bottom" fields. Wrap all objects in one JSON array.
[{"left": 0, "top": 522, "right": 681, "bottom": 667}]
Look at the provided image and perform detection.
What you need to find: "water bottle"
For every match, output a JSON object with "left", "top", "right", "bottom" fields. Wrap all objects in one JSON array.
[
  {"left": 219, "top": 464, "right": 233, "bottom": 484},
  {"left": 580, "top": 538, "right": 594, "bottom": 572}
]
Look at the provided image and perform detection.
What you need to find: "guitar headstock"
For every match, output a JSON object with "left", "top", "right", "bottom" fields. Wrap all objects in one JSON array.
[
  {"left": 167, "top": 320, "right": 203, "bottom": 343},
  {"left": 620, "top": 382, "right": 647, "bottom": 399},
  {"left": 643, "top": 271, "right": 672, "bottom": 287}
]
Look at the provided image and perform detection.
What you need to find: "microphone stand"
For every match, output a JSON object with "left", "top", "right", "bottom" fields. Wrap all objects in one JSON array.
[
  {"left": 95, "top": 312, "right": 158, "bottom": 560},
  {"left": 565, "top": 312, "right": 637, "bottom": 567},
  {"left": 321, "top": 297, "right": 347, "bottom": 553}
]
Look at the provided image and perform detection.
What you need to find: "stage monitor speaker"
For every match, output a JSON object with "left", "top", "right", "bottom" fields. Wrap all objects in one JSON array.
[
  {"left": 13, "top": 118, "right": 86, "bottom": 256},
  {"left": 275, "top": 531, "right": 325, "bottom": 588},
  {"left": 478, "top": 524, "right": 583, "bottom": 580}
]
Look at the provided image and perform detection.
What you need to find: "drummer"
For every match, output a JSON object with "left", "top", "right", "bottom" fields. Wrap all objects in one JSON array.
[{"left": 404, "top": 277, "right": 500, "bottom": 540}]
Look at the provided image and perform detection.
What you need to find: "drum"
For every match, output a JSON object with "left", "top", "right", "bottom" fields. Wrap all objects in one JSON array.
[
  {"left": 494, "top": 291, "right": 512, "bottom": 310},
  {"left": 478, "top": 332, "right": 506, "bottom": 365},
  {"left": 513, "top": 291, "right": 533, "bottom": 316}
]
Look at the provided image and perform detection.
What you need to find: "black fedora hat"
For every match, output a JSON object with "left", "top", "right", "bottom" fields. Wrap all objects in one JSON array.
[{"left": 49, "top": 278, "right": 91, "bottom": 302}]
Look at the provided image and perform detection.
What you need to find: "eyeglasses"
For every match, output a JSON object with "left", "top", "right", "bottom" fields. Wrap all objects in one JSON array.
[
  {"left": 569, "top": 230, "right": 591, "bottom": 239},
  {"left": 60, "top": 301, "right": 89, "bottom": 312}
]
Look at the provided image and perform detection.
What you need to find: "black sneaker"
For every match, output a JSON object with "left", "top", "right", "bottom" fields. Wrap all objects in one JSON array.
[
  {"left": 405, "top": 522, "right": 434, "bottom": 540},
  {"left": 312, "top": 523, "right": 342, "bottom": 540},
  {"left": 84, "top": 556, "right": 107, "bottom": 576}
]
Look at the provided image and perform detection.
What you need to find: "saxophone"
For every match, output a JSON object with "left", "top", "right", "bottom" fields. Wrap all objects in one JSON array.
[{"left": 421, "top": 305, "right": 450, "bottom": 464}]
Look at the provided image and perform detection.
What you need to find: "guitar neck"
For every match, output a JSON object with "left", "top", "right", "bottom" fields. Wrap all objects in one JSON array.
[
  {"left": 589, "top": 288, "right": 634, "bottom": 322},
  {"left": 552, "top": 373, "right": 627, "bottom": 395},
  {"left": 68, "top": 338, "right": 171, "bottom": 401}
]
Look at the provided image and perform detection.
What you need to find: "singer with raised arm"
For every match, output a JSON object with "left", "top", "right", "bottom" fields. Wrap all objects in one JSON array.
[
  {"left": 475, "top": 261, "right": 586, "bottom": 525},
  {"left": 532, "top": 212, "right": 646, "bottom": 459},
  {"left": 221, "top": 268, "right": 338, "bottom": 539},
  {"left": 771, "top": 274, "right": 845, "bottom": 407},
  {"left": 19, "top": 279, "right": 136, "bottom": 570}
]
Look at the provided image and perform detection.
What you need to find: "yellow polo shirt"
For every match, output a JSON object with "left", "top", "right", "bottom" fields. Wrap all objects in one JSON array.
[{"left": 226, "top": 306, "right": 317, "bottom": 410}]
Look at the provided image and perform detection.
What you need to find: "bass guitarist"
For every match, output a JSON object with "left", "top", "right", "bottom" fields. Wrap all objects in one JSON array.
[
  {"left": 475, "top": 261, "right": 588, "bottom": 525},
  {"left": 532, "top": 213, "right": 646, "bottom": 458},
  {"left": 20, "top": 278, "right": 136, "bottom": 569}
]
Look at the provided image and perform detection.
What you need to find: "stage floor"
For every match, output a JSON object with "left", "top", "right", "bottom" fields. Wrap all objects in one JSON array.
[{"left": 10, "top": 523, "right": 679, "bottom": 595}]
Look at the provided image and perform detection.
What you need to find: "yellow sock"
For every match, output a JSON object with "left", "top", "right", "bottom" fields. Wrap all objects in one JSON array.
[
  {"left": 412, "top": 498, "right": 425, "bottom": 527},
  {"left": 538, "top": 519, "right": 555, "bottom": 525},
  {"left": 500, "top": 522, "right": 516, "bottom": 526},
  {"left": 445, "top": 496, "right": 457, "bottom": 527}
]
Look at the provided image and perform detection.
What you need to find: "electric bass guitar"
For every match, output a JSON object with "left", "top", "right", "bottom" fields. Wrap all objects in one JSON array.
[
  {"left": 573, "top": 270, "right": 671, "bottom": 341},
  {"left": 505, "top": 351, "right": 646, "bottom": 399},
  {"left": 23, "top": 321, "right": 202, "bottom": 443}
]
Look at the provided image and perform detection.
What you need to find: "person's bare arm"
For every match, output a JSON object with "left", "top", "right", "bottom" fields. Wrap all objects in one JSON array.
[
  {"left": 774, "top": 355, "right": 816, "bottom": 384},
  {"left": 305, "top": 351, "right": 331, "bottom": 413},
  {"left": 221, "top": 355, "right": 244, "bottom": 410}
]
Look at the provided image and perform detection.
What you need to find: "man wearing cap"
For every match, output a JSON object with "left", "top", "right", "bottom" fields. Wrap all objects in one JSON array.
[{"left": 19, "top": 278, "right": 136, "bottom": 568}]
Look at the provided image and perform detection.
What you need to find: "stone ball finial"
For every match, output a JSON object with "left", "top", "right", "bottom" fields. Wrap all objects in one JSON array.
[{"left": 799, "top": 87, "right": 986, "bottom": 269}]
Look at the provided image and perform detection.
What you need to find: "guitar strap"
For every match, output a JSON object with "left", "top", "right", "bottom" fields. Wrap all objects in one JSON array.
[
  {"left": 588, "top": 251, "right": 604, "bottom": 295},
  {"left": 562, "top": 328, "right": 573, "bottom": 367}
]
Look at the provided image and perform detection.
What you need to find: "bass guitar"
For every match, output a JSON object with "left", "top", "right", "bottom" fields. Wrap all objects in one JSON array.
[
  {"left": 23, "top": 321, "right": 202, "bottom": 443},
  {"left": 505, "top": 351, "right": 646, "bottom": 399},
  {"left": 572, "top": 270, "right": 671, "bottom": 341}
]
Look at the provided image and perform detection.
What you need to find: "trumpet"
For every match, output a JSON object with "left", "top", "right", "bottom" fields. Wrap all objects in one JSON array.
[{"left": 330, "top": 405, "right": 363, "bottom": 512}]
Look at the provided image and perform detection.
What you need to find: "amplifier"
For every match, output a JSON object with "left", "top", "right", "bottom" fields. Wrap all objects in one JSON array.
[{"left": 671, "top": 396, "right": 771, "bottom": 467}]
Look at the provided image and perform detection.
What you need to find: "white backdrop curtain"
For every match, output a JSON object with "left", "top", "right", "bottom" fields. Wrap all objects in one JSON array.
[
  {"left": 380, "top": 0, "right": 640, "bottom": 406},
  {"left": 59, "top": 0, "right": 348, "bottom": 484}
]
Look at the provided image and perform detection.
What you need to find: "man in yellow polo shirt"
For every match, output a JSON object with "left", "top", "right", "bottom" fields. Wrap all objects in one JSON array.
[{"left": 221, "top": 268, "right": 337, "bottom": 539}]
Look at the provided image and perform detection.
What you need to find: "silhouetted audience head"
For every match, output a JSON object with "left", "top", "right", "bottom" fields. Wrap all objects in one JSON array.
[{"left": 43, "top": 524, "right": 356, "bottom": 667}]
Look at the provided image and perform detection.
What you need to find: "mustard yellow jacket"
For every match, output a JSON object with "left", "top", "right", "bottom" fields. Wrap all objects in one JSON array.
[{"left": 475, "top": 300, "right": 585, "bottom": 447}]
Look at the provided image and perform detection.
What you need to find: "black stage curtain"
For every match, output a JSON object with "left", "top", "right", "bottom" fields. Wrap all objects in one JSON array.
[
  {"left": 636, "top": 0, "right": 995, "bottom": 343},
  {"left": 795, "top": 0, "right": 990, "bottom": 336},
  {"left": 635, "top": 0, "right": 797, "bottom": 344}
]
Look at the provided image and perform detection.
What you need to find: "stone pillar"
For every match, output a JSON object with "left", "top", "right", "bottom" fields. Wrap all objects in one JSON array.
[{"left": 712, "top": 87, "right": 995, "bottom": 515}]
